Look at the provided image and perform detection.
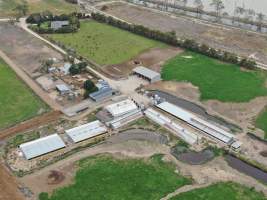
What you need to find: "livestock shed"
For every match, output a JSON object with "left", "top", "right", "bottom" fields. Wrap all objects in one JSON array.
[
  {"left": 66, "top": 120, "right": 107, "bottom": 143},
  {"left": 156, "top": 102, "right": 236, "bottom": 145},
  {"left": 133, "top": 66, "right": 161, "bottom": 83},
  {"left": 89, "top": 87, "right": 113, "bottom": 102},
  {"left": 19, "top": 134, "right": 66, "bottom": 160},
  {"left": 105, "top": 99, "right": 138, "bottom": 117},
  {"left": 145, "top": 108, "right": 199, "bottom": 145}
]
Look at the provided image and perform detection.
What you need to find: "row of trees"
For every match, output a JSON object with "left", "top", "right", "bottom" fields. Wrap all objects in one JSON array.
[
  {"left": 140, "top": 0, "right": 266, "bottom": 31},
  {"left": 91, "top": 12, "right": 256, "bottom": 69}
]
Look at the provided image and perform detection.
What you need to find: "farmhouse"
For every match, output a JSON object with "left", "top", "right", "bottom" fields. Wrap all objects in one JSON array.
[
  {"left": 156, "top": 102, "right": 236, "bottom": 145},
  {"left": 133, "top": 66, "right": 161, "bottom": 83},
  {"left": 66, "top": 120, "right": 107, "bottom": 143},
  {"left": 19, "top": 134, "right": 66, "bottom": 160},
  {"left": 51, "top": 21, "right": 69, "bottom": 30}
]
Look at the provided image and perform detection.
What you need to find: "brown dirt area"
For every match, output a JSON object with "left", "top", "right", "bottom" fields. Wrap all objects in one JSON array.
[
  {"left": 100, "top": 2, "right": 267, "bottom": 65},
  {"left": 0, "top": 22, "right": 62, "bottom": 78},
  {"left": 102, "top": 47, "right": 182, "bottom": 78},
  {"left": 0, "top": 163, "right": 24, "bottom": 200}
]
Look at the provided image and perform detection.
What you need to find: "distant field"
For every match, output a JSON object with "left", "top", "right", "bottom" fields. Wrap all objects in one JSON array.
[
  {"left": 162, "top": 51, "right": 267, "bottom": 102},
  {"left": 49, "top": 20, "right": 166, "bottom": 65},
  {"left": 40, "top": 154, "right": 191, "bottom": 200},
  {"left": 0, "top": 0, "right": 78, "bottom": 17},
  {"left": 256, "top": 108, "right": 267, "bottom": 139},
  {"left": 0, "top": 58, "right": 48, "bottom": 129},
  {"left": 171, "top": 182, "right": 266, "bottom": 200}
]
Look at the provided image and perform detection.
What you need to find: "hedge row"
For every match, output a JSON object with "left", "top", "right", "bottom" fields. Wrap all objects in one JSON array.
[{"left": 91, "top": 12, "right": 257, "bottom": 69}]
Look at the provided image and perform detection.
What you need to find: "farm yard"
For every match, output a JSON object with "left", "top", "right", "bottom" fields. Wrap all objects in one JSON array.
[
  {"left": 171, "top": 182, "right": 266, "bottom": 200},
  {"left": 38, "top": 154, "right": 191, "bottom": 200},
  {"left": 0, "top": 58, "right": 47, "bottom": 130},
  {"left": 161, "top": 51, "right": 267, "bottom": 102},
  {"left": 0, "top": 0, "right": 78, "bottom": 18},
  {"left": 48, "top": 20, "right": 167, "bottom": 66}
]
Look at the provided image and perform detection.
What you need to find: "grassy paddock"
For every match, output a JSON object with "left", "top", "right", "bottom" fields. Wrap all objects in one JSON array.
[
  {"left": 0, "top": 58, "right": 48, "bottom": 129},
  {"left": 171, "top": 182, "right": 266, "bottom": 200},
  {"left": 49, "top": 20, "right": 166, "bottom": 65},
  {"left": 162, "top": 51, "right": 267, "bottom": 102},
  {"left": 0, "top": 0, "right": 78, "bottom": 17},
  {"left": 41, "top": 154, "right": 191, "bottom": 200},
  {"left": 255, "top": 108, "right": 267, "bottom": 139}
]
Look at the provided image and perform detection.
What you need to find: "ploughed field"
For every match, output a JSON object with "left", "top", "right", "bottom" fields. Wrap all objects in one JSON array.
[
  {"left": 49, "top": 20, "right": 166, "bottom": 65},
  {"left": 171, "top": 182, "right": 266, "bottom": 200},
  {"left": 0, "top": 59, "right": 48, "bottom": 129},
  {"left": 161, "top": 51, "right": 267, "bottom": 102},
  {"left": 0, "top": 0, "right": 78, "bottom": 17},
  {"left": 39, "top": 154, "right": 191, "bottom": 200}
]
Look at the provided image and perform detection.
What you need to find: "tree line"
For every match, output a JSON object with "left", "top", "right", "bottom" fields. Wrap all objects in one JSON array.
[{"left": 91, "top": 12, "right": 256, "bottom": 69}]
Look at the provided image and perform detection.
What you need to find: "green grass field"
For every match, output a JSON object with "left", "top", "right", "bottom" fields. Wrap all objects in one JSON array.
[
  {"left": 0, "top": 0, "right": 78, "bottom": 17},
  {"left": 171, "top": 182, "right": 266, "bottom": 200},
  {"left": 49, "top": 20, "right": 166, "bottom": 65},
  {"left": 0, "top": 58, "right": 48, "bottom": 129},
  {"left": 256, "top": 108, "right": 267, "bottom": 139},
  {"left": 161, "top": 51, "right": 267, "bottom": 102},
  {"left": 40, "top": 154, "right": 191, "bottom": 200}
]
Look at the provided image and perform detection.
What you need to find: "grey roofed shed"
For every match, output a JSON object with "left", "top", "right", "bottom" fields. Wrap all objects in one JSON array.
[
  {"left": 89, "top": 87, "right": 113, "bottom": 102},
  {"left": 133, "top": 66, "right": 161, "bottom": 83},
  {"left": 19, "top": 134, "right": 66, "bottom": 160}
]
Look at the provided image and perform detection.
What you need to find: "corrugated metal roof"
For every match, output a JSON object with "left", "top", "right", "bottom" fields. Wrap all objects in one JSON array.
[
  {"left": 156, "top": 102, "right": 235, "bottom": 144},
  {"left": 20, "top": 134, "right": 65, "bottom": 160},
  {"left": 66, "top": 120, "right": 107, "bottom": 143},
  {"left": 105, "top": 99, "right": 138, "bottom": 117},
  {"left": 133, "top": 66, "right": 160, "bottom": 80},
  {"left": 56, "top": 84, "right": 70, "bottom": 92},
  {"left": 51, "top": 21, "right": 69, "bottom": 29},
  {"left": 89, "top": 87, "right": 113, "bottom": 101}
]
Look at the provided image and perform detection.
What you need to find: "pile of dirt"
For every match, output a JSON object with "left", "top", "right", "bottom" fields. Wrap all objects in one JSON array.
[
  {"left": 260, "top": 151, "right": 267, "bottom": 157},
  {"left": 47, "top": 170, "right": 65, "bottom": 185}
]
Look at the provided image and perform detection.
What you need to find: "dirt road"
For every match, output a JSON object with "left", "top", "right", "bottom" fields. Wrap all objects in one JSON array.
[
  {"left": 0, "top": 163, "right": 24, "bottom": 200},
  {"left": 0, "top": 50, "right": 62, "bottom": 111}
]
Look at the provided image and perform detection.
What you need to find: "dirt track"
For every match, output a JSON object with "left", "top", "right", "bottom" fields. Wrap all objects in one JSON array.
[
  {"left": 100, "top": 2, "right": 267, "bottom": 65},
  {"left": 0, "top": 111, "right": 62, "bottom": 141},
  {"left": 0, "top": 164, "right": 24, "bottom": 200}
]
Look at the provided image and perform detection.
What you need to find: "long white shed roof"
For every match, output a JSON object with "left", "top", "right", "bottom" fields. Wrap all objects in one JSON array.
[
  {"left": 105, "top": 99, "right": 138, "bottom": 117},
  {"left": 133, "top": 66, "right": 160, "bottom": 80},
  {"left": 156, "top": 102, "right": 235, "bottom": 144},
  {"left": 66, "top": 120, "right": 107, "bottom": 143},
  {"left": 20, "top": 134, "right": 65, "bottom": 160}
]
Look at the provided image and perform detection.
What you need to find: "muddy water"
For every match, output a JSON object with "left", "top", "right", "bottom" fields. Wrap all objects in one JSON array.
[{"left": 225, "top": 154, "right": 267, "bottom": 184}]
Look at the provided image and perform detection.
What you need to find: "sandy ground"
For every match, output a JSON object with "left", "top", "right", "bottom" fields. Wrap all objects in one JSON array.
[
  {"left": 103, "top": 47, "right": 182, "bottom": 78},
  {"left": 19, "top": 130, "right": 267, "bottom": 200},
  {"left": 100, "top": 2, "right": 267, "bottom": 65}
]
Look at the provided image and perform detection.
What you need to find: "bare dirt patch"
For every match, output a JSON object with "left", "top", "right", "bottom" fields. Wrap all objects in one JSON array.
[
  {"left": 101, "top": 2, "right": 267, "bottom": 65},
  {"left": 47, "top": 170, "right": 65, "bottom": 185},
  {"left": 0, "top": 22, "right": 62, "bottom": 78},
  {"left": 103, "top": 47, "right": 182, "bottom": 78}
]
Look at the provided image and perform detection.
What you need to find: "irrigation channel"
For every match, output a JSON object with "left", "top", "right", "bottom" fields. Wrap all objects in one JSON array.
[
  {"left": 130, "top": 0, "right": 267, "bottom": 33},
  {"left": 150, "top": 90, "right": 241, "bottom": 132},
  {"left": 225, "top": 155, "right": 267, "bottom": 184}
]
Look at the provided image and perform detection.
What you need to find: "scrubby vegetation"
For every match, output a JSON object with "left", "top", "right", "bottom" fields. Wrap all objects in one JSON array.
[
  {"left": 255, "top": 108, "right": 267, "bottom": 139},
  {"left": 171, "top": 182, "right": 266, "bottom": 200},
  {"left": 39, "top": 154, "right": 191, "bottom": 200},
  {"left": 162, "top": 51, "right": 267, "bottom": 102}
]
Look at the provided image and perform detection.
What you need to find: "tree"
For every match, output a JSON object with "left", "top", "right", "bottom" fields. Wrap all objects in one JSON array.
[
  {"left": 256, "top": 13, "right": 265, "bottom": 32},
  {"left": 210, "top": 0, "right": 224, "bottom": 21},
  {"left": 194, "top": 0, "right": 203, "bottom": 18},
  {"left": 14, "top": 1, "right": 29, "bottom": 18},
  {"left": 83, "top": 80, "right": 98, "bottom": 98}
]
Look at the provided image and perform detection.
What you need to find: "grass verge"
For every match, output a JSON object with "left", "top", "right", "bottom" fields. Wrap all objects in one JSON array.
[
  {"left": 161, "top": 51, "right": 267, "bottom": 102},
  {"left": 49, "top": 20, "right": 166, "bottom": 65},
  {"left": 255, "top": 108, "right": 267, "bottom": 139}
]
